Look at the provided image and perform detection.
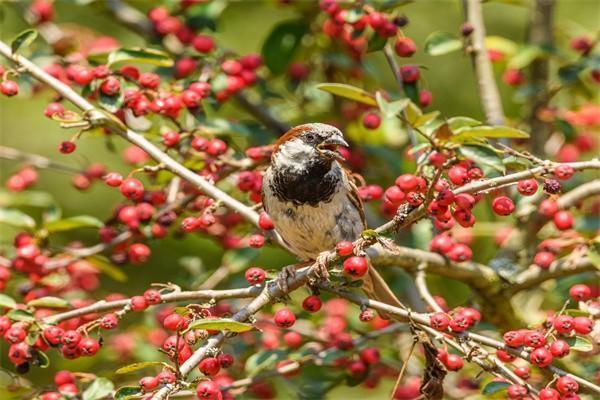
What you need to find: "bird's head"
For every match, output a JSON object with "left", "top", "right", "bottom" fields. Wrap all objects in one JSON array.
[{"left": 272, "top": 123, "right": 348, "bottom": 170}]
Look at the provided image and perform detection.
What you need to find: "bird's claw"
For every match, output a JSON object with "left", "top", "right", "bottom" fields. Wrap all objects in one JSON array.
[
  {"left": 311, "top": 253, "right": 330, "bottom": 281},
  {"left": 277, "top": 265, "right": 296, "bottom": 292}
]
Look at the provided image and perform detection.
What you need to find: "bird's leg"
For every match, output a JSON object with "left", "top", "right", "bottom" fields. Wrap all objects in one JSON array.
[
  {"left": 311, "top": 252, "right": 330, "bottom": 281},
  {"left": 276, "top": 262, "right": 310, "bottom": 292}
]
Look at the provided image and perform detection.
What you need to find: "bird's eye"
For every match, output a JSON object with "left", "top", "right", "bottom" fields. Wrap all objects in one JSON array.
[{"left": 305, "top": 133, "right": 315, "bottom": 141}]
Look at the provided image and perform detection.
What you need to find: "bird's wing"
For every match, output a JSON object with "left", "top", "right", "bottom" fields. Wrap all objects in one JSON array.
[{"left": 343, "top": 168, "right": 367, "bottom": 229}]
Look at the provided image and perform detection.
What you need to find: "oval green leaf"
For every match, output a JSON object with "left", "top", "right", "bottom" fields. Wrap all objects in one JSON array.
[
  {"left": 0, "top": 190, "right": 55, "bottom": 208},
  {"left": 107, "top": 48, "right": 173, "bottom": 68},
  {"left": 261, "top": 20, "right": 308, "bottom": 75},
  {"left": 7, "top": 309, "right": 35, "bottom": 322},
  {"left": 376, "top": 92, "right": 409, "bottom": 118},
  {"left": 45, "top": 215, "right": 103, "bottom": 233},
  {"left": 566, "top": 336, "right": 593, "bottom": 352},
  {"left": 0, "top": 294, "right": 17, "bottom": 309},
  {"left": 482, "top": 380, "right": 510, "bottom": 395},
  {"left": 115, "top": 361, "right": 169, "bottom": 375},
  {"left": 11, "top": 29, "right": 38, "bottom": 54},
  {"left": 458, "top": 144, "right": 505, "bottom": 173},
  {"left": 424, "top": 31, "right": 463, "bottom": 56},
  {"left": 82, "top": 378, "right": 114, "bottom": 400},
  {"left": 187, "top": 318, "right": 254, "bottom": 333},
  {"left": 0, "top": 209, "right": 35, "bottom": 230},
  {"left": 452, "top": 126, "right": 529, "bottom": 142},
  {"left": 27, "top": 296, "right": 71, "bottom": 309},
  {"left": 115, "top": 386, "right": 142, "bottom": 400},
  {"left": 316, "top": 83, "right": 377, "bottom": 106}
]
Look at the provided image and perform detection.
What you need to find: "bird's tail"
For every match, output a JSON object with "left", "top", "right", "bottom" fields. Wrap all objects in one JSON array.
[{"left": 362, "top": 264, "right": 406, "bottom": 321}]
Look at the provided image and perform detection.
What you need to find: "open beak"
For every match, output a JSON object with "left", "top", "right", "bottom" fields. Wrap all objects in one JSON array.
[{"left": 318, "top": 134, "right": 349, "bottom": 151}]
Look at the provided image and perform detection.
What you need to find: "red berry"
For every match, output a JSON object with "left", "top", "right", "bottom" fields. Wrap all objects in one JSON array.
[
  {"left": 394, "top": 37, "right": 417, "bottom": 57},
  {"left": 100, "top": 313, "right": 119, "bottom": 330},
  {"left": 503, "top": 330, "right": 525, "bottom": 347},
  {"left": 61, "top": 330, "right": 82, "bottom": 347},
  {"left": 144, "top": 289, "right": 162, "bottom": 305},
  {"left": 44, "top": 102, "right": 65, "bottom": 118},
  {"left": 302, "top": 295, "right": 322, "bottom": 313},
  {"left": 447, "top": 243, "right": 472, "bottom": 262},
  {"left": 570, "top": 36, "right": 593, "bottom": 55},
  {"left": 120, "top": 178, "right": 144, "bottom": 200},
  {"left": 199, "top": 357, "right": 220, "bottom": 376},
  {"left": 181, "top": 90, "right": 201, "bottom": 108},
  {"left": 523, "top": 330, "right": 546, "bottom": 348},
  {"left": 569, "top": 284, "right": 592, "bottom": 301},
  {"left": 54, "top": 370, "right": 75, "bottom": 386},
  {"left": 553, "top": 315, "right": 574, "bottom": 334},
  {"left": 549, "top": 339, "right": 570, "bottom": 358},
  {"left": 139, "top": 72, "right": 160, "bottom": 89},
  {"left": 274, "top": 308, "right": 296, "bottom": 328},
  {"left": 517, "top": 178, "right": 538, "bottom": 196},
  {"left": 553, "top": 210, "right": 573, "bottom": 230},
  {"left": 449, "top": 313, "right": 470, "bottom": 332},
  {"left": 554, "top": 165, "right": 574, "bottom": 180},
  {"left": 539, "top": 388, "right": 560, "bottom": 400},
  {"left": 362, "top": 112, "right": 381, "bottom": 129},
  {"left": 59, "top": 141, "right": 76, "bottom": 154},
  {"left": 343, "top": 256, "right": 369, "bottom": 278},
  {"left": 139, "top": 376, "right": 159, "bottom": 392},
  {"left": 4, "top": 326, "right": 27, "bottom": 344},
  {"left": 130, "top": 296, "right": 148, "bottom": 311},
  {"left": 192, "top": 35, "right": 215, "bottom": 53},
  {"left": 244, "top": 267, "right": 266, "bottom": 285},
  {"left": 218, "top": 353, "right": 234, "bottom": 368},
  {"left": 162, "top": 131, "right": 181, "bottom": 147},
  {"left": 448, "top": 166, "right": 469, "bottom": 185},
  {"left": 359, "top": 347, "right": 380, "bottom": 365},
  {"left": 496, "top": 349, "right": 516, "bottom": 362},
  {"left": 539, "top": 199, "right": 559, "bottom": 217},
  {"left": 163, "top": 313, "right": 187, "bottom": 331},
  {"left": 100, "top": 77, "right": 121, "bottom": 96},
  {"left": 399, "top": 65, "right": 420, "bottom": 83},
  {"left": 430, "top": 234, "right": 454, "bottom": 254},
  {"left": 513, "top": 365, "right": 530, "bottom": 379},
  {"left": 507, "top": 384, "right": 528, "bottom": 399},
  {"left": 444, "top": 354, "right": 463, "bottom": 371},
  {"left": 429, "top": 312, "right": 450, "bottom": 331},
  {"left": 128, "top": 243, "right": 151, "bottom": 264},
  {"left": 395, "top": 174, "right": 419, "bottom": 192},
  {"left": 572, "top": 316, "right": 592, "bottom": 335},
  {"left": 42, "top": 326, "right": 64, "bottom": 346},
  {"left": 492, "top": 196, "right": 515, "bottom": 216},
  {"left": 556, "top": 376, "right": 579, "bottom": 394},
  {"left": 258, "top": 212, "right": 274, "bottom": 230},
  {"left": 1, "top": 80, "right": 19, "bottom": 96},
  {"left": 248, "top": 234, "right": 265, "bottom": 248},
  {"left": 335, "top": 241, "right": 354, "bottom": 256},
  {"left": 78, "top": 337, "right": 100, "bottom": 356},
  {"left": 384, "top": 186, "right": 405, "bottom": 205},
  {"left": 529, "top": 347, "right": 553, "bottom": 367},
  {"left": 196, "top": 380, "right": 220, "bottom": 399},
  {"left": 533, "top": 251, "right": 554, "bottom": 269},
  {"left": 502, "top": 68, "right": 525, "bottom": 86}
]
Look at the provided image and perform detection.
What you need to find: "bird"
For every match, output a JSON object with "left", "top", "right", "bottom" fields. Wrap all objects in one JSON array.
[{"left": 262, "top": 122, "right": 404, "bottom": 318}]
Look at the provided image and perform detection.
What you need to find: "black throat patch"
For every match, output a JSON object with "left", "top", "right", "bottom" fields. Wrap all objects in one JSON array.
[{"left": 269, "top": 158, "right": 341, "bottom": 206}]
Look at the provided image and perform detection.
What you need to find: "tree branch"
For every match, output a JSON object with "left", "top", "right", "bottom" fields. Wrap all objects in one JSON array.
[
  {"left": 465, "top": 0, "right": 505, "bottom": 125},
  {"left": 0, "top": 145, "right": 83, "bottom": 174},
  {"left": 509, "top": 257, "right": 597, "bottom": 293}
]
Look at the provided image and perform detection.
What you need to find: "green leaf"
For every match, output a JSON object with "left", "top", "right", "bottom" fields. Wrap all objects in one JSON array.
[
  {"left": 452, "top": 126, "right": 529, "bottom": 142},
  {"left": 564, "top": 309, "right": 589, "bottom": 317},
  {"left": 566, "top": 336, "right": 593, "bottom": 352},
  {"left": 245, "top": 350, "right": 286, "bottom": 376},
  {"left": 0, "top": 209, "right": 35, "bottom": 230},
  {"left": 482, "top": 380, "right": 510, "bottom": 395},
  {"left": 87, "top": 255, "right": 127, "bottom": 282},
  {"left": 6, "top": 309, "right": 35, "bottom": 322},
  {"left": 558, "top": 64, "right": 584, "bottom": 85},
  {"left": 82, "top": 378, "right": 114, "bottom": 400},
  {"left": 555, "top": 119, "right": 576, "bottom": 141},
  {"left": 186, "top": 318, "right": 254, "bottom": 333},
  {"left": 11, "top": 29, "right": 38, "bottom": 54},
  {"left": 115, "top": 361, "right": 168, "bottom": 375},
  {"left": 107, "top": 47, "right": 173, "bottom": 68},
  {"left": 375, "top": 92, "right": 409, "bottom": 118},
  {"left": 502, "top": 155, "right": 532, "bottom": 171},
  {"left": 367, "top": 35, "right": 387, "bottom": 53},
  {"left": 99, "top": 88, "right": 124, "bottom": 113},
  {"left": 485, "top": 36, "right": 518, "bottom": 56},
  {"left": 114, "top": 386, "right": 142, "bottom": 400},
  {"left": 424, "top": 31, "right": 463, "bottom": 56},
  {"left": 414, "top": 111, "right": 440, "bottom": 127},
  {"left": 33, "top": 350, "right": 50, "bottom": 368},
  {"left": 27, "top": 297, "right": 71, "bottom": 309},
  {"left": 458, "top": 144, "right": 505, "bottom": 173},
  {"left": 0, "top": 294, "right": 17, "bottom": 309},
  {"left": 261, "top": 20, "right": 308, "bottom": 75},
  {"left": 0, "top": 190, "right": 55, "bottom": 208},
  {"left": 448, "top": 116, "right": 481, "bottom": 131},
  {"left": 508, "top": 46, "right": 545, "bottom": 69},
  {"left": 45, "top": 215, "right": 103, "bottom": 233},
  {"left": 316, "top": 83, "right": 377, "bottom": 106}
]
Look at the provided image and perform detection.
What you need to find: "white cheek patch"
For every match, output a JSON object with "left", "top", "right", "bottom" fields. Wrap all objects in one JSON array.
[{"left": 273, "top": 139, "right": 316, "bottom": 171}]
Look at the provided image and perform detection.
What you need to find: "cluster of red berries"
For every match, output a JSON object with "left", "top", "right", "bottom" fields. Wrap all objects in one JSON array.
[{"left": 37, "top": 371, "right": 83, "bottom": 400}]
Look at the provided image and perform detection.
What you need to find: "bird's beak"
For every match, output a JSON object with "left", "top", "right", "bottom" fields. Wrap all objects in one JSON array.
[{"left": 319, "top": 134, "right": 349, "bottom": 149}]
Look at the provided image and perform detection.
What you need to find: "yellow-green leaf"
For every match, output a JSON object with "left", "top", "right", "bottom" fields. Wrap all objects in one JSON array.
[
  {"left": 82, "top": 378, "right": 114, "bottom": 400},
  {"left": 115, "top": 361, "right": 169, "bottom": 375},
  {"left": 45, "top": 215, "right": 103, "bottom": 233},
  {"left": 0, "top": 209, "right": 35, "bottom": 230},
  {"left": 566, "top": 336, "right": 593, "bottom": 352},
  {"left": 316, "top": 83, "right": 377, "bottom": 106},
  {"left": 108, "top": 47, "right": 173, "bottom": 68},
  {"left": 375, "top": 92, "right": 409, "bottom": 118},
  {"left": 114, "top": 386, "right": 142, "bottom": 400},
  {"left": 424, "top": 31, "right": 463, "bottom": 56},
  {"left": 27, "top": 297, "right": 71, "bottom": 309},
  {"left": 0, "top": 294, "right": 17, "bottom": 309},
  {"left": 186, "top": 318, "right": 254, "bottom": 333},
  {"left": 458, "top": 144, "right": 505, "bottom": 173},
  {"left": 87, "top": 255, "right": 128, "bottom": 282},
  {"left": 452, "top": 126, "right": 529, "bottom": 142}
]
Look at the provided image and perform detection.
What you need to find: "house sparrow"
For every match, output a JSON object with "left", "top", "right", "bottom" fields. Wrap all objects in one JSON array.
[{"left": 262, "top": 123, "right": 403, "bottom": 317}]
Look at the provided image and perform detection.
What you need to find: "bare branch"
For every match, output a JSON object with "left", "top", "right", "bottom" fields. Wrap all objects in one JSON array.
[{"left": 0, "top": 145, "right": 83, "bottom": 174}]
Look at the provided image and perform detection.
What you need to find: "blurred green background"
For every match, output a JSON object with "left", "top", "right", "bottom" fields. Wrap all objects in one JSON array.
[{"left": 0, "top": 0, "right": 599, "bottom": 397}]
